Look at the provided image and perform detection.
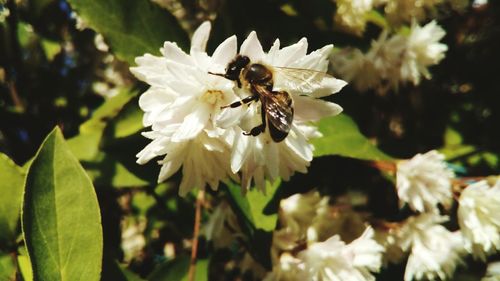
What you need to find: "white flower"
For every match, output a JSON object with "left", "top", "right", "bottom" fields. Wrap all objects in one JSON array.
[
  {"left": 307, "top": 205, "right": 367, "bottom": 244},
  {"left": 382, "top": 0, "right": 444, "bottom": 25},
  {"left": 121, "top": 219, "right": 146, "bottom": 262},
  {"left": 0, "top": 6, "right": 10, "bottom": 23},
  {"left": 400, "top": 20, "right": 448, "bottom": 85},
  {"left": 264, "top": 253, "right": 304, "bottom": 281},
  {"left": 396, "top": 213, "right": 464, "bottom": 281},
  {"left": 279, "top": 190, "right": 324, "bottom": 238},
  {"left": 217, "top": 32, "right": 346, "bottom": 190},
  {"left": 332, "top": 21, "right": 447, "bottom": 92},
  {"left": 132, "top": 21, "right": 347, "bottom": 195},
  {"left": 332, "top": 48, "right": 381, "bottom": 92},
  {"left": 334, "top": 0, "right": 374, "bottom": 34},
  {"left": 131, "top": 21, "right": 237, "bottom": 195},
  {"left": 482, "top": 261, "right": 500, "bottom": 281},
  {"left": 396, "top": 150, "right": 454, "bottom": 212},
  {"left": 298, "top": 227, "right": 384, "bottom": 281},
  {"left": 458, "top": 180, "right": 500, "bottom": 260}
]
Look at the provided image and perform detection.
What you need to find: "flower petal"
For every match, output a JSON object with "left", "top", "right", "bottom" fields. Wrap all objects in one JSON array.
[
  {"left": 190, "top": 21, "right": 211, "bottom": 53},
  {"left": 311, "top": 77, "right": 348, "bottom": 98},
  {"left": 212, "top": 35, "right": 238, "bottom": 69},
  {"left": 285, "top": 126, "right": 313, "bottom": 162},
  {"left": 231, "top": 131, "right": 251, "bottom": 173},
  {"left": 161, "top": 42, "right": 194, "bottom": 65},
  {"left": 240, "top": 31, "right": 265, "bottom": 62},
  {"left": 293, "top": 96, "right": 343, "bottom": 121},
  {"left": 272, "top": 37, "right": 308, "bottom": 67},
  {"left": 171, "top": 103, "right": 211, "bottom": 141}
]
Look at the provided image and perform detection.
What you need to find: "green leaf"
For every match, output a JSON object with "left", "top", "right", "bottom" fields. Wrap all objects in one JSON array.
[
  {"left": 148, "top": 256, "right": 188, "bottom": 281},
  {"left": 104, "top": 99, "right": 144, "bottom": 139},
  {"left": 67, "top": 89, "right": 149, "bottom": 188},
  {"left": 181, "top": 259, "right": 208, "bottom": 281},
  {"left": 0, "top": 153, "right": 25, "bottom": 245},
  {"left": 0, "top": 253, "right": 16, "bottom": 281},
  {"left": 22, "top": 127, "right": 103, "bottom": 281},
  {"left": 41, "top": 38, "right": 61, "bottom": 61},
  {"left": 226, "top": 180, "right": 279, "bottom": 232},
  {"left": 67, "top": 0, "right": 189, "bottom": 64},
  {"left": 119, "top": 264, "right": 145, "bottom": 281},
  {"left": 17, "top": 254, "right": 33, "bottom": 281},
  {"left": 312, "top": 114, "right": 392, "bottom": 161},
  {"left": 68, "top": 88, "right": 137, "bottom": 161},
  {"left": 224, "top": 181, "right": 278, "bottom": 269}
]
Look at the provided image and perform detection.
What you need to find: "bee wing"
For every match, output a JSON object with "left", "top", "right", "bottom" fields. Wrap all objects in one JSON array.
[
  {"left": 273, "top": 67, "right": 338, "bottom": 96},
  {"left": 254, "top": 85, "right": 294, "bottom": 134}
]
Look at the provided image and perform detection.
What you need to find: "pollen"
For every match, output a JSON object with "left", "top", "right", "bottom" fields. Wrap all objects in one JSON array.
[{"left": 200, "top": 90, "right": 224, "bottom": 105}]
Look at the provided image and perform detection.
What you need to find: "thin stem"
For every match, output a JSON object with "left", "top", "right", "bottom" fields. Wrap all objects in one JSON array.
[
  {"left": 188, "top": 189, "right": 205, "bottom": 281},
  {"left": 370, "top": 160, "right": 397, "bottom": 173}
]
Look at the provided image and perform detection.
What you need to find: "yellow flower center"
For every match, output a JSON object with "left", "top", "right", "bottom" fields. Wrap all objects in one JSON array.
[{"left": 200, "top": 89, "right": 224, "bottom": 105}]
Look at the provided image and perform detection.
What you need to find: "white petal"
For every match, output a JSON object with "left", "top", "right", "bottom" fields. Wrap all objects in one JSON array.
[
  {"left": 171, "top": 104, "right": 210, "bottom": 141},
  {"left": 138, "top": 87, "right": 174, "bottom": 111},
  {"left": 293, "top": 44, "right": 333, "bottom": 71},
  {"left": 285, "top": 126, "right": 313, "bottom": 161},
  {"left": 272, "top": 37, "right": 308, "bottom": 67},
  {"left": 266, "top": 39, "right": 281, "bottom": 64},
  {"left": 293, "top": 96, "right": 343, "bottom": 121},
  {"left": 161, "top": 42, "right": 193, "bottom": 65},
  {"left": 231, "top": 132, "right": 251, "bottom": 173},
  {"left": 190, "top": 21, "right": 211, "bottom": 53},
  {"left": 311, "top": 77, "right": 348, "bottom": 98},
  {"left": 240, "top": 31, "right": 265, "bottom": 62},
  {"left": 215, "top": 106, "right": 248, "bottom": 129},
  {"left": 265, "top": 142, "right": 279, "bottom": 179},
  {"left": 212, "top": 35, "right": 238, "bottom": 67},
  {"left": 158, "top": 152, "right": 184, "bottom": 182}
]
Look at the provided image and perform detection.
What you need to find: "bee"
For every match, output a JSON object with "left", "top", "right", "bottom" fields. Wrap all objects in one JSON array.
[{"left": 211, "top": 55, "right": 332, "bottom": 142}]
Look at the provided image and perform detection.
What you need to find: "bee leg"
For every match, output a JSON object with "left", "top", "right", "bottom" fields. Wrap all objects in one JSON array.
[
  {"left": 243, "top": 124, "right": 265, "bottom": 137},
  {"left": 243, "top": 102, "right": 267, "bottom": 137},
  {"left": 221, "top": 95, "right": 258, "bottom": 109}
]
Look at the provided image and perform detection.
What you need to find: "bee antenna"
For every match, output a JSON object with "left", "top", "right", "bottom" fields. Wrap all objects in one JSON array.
[{"left": 208, "top": 71, "right": 225, "bottom": 78}]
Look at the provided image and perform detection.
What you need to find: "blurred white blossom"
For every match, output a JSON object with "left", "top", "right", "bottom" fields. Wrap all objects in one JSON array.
[
  {"left": 334, "top": 0, "right": 374, "bottom": 34},
  {"left": 0, "top": 6, "right": 10, "bottom": 23},
  {"left": 401, "top": 20, "right": 448, "bottom": 85},
  {"left": 482, "top": 261, "right": 500, "bottom": 281},
  {"left": 298, "top": 227, "right": 384, "bottom": 281},
  {"left": 333, "top": 21, "right": 447, "bottom": 93},
  {"left": 397, "top": 213, "right": 464, "bottom": 281},
  {"left": 396, "top": 150, "right": 454, "bottom": 212},
  {"left": 382, "top": 0, "right": 444, "bottom": 25},
  {"left": 121, "top": 219, "right": 147, "bottom": 262},
  {"left": 263, "top": 253, "right": 304, "bottom": 281},
  {"left": 279, "top": 190, "right": 324, "bottom": 239},
  {"left": 458, "top": 180, "right": 500, "bottom": 260}
]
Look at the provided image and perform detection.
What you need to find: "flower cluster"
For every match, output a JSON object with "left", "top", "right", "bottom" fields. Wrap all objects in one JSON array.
[
  {"left": 332, "top": 20, "right": 447, "bottom": 93},
  {"left": 373, "top": 150, "right": 500, "bottom": 280},
  {"left": 396, "top": 150, "right": 454, "bottom": 212},
  {"left": 268, "top": 191, "right": 384, "bottom": 281},
  {"left": 332, "top": 0, "right": 468, "bottom": 33},
  {"left": 131, "top": 22, "right": 346, "bottom": 195}
]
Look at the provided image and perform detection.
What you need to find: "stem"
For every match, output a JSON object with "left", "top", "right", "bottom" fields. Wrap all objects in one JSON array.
[
  {"left": 370, "top": 160, "right": 397, "bottom": 173},
  {"left": 188, "top": 189, "right": 205, "bottom": 281}
]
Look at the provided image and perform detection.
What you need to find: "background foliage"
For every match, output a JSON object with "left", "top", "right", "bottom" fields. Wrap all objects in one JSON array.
[{"left": 0, "top": 0, "right": 499, "bottom": 280}]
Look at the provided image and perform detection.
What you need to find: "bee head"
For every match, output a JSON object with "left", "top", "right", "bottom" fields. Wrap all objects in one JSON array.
[{"left": 225, "top": 55, "right": 250, "bottom": 81}]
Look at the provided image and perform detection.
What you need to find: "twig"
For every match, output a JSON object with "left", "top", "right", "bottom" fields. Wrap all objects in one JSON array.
[{"left": 188, "top": 189, "right": 205, "bottom": 281}]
